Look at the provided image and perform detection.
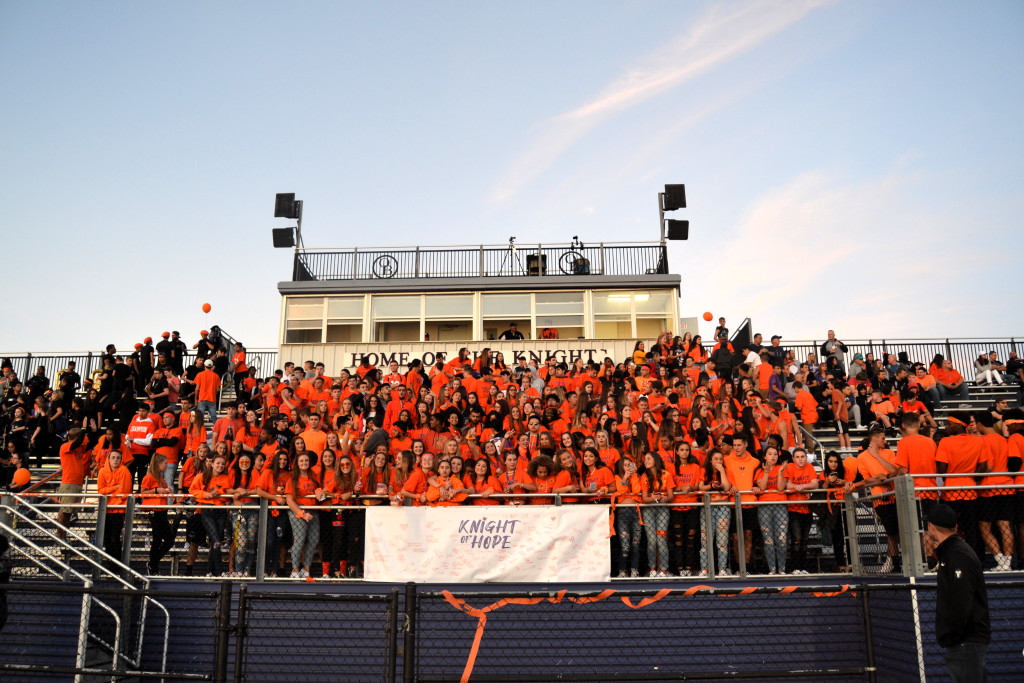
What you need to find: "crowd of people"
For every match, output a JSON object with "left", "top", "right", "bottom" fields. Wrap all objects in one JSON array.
[{"left": 1, "top": 322, "right": 1022, "bottom": 579}]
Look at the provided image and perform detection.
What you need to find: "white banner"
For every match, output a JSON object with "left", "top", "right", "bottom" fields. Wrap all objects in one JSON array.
[{"left": 364, "top": 505, "right": 610, "bottom": 583}]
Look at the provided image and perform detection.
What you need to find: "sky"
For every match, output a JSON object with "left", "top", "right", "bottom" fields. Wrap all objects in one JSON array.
[{"left": 2, "top": 0, "right": 1022, "bottom": 353}]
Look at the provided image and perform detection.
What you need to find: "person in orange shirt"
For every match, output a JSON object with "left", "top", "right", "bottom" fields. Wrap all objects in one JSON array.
[
  {"left": 125, "top": 403, "right": 157, "bottom": 489},
  {"left": 56, "top": 427, "right": 93, "bottom": 536},
  {"left": 140, "top": 453, "right": 175, "bottom": 575},
  {"left": 640, "top": 452, "right": 674, "bottom": 576},
  {"left": 190, "top": 453, "right": 232, "bottom": 576},
  {"left": 464, "top": 457, "right": 502, "bottom": 505},
  {"left": 580, "top": 448, "right": 614, "bottom": 501},
  {"left": 226, "top": 452, "right": 261, "bottom": 578},
  {"left": 521, "top": 455, "right": 558, "bottom": 505},
  {"left": 613, "top": 457, "right": 643, "bottom": 577},
  {"left": 932, "top": 359, "right": 968, "bottom": 403},
  {"left": 401, "top": 452, "right": 437, "bottom": 506},
  {"left": 782, "top": 447, "right": 819, "bottom": 575},
  {"left": 753, "top": 446, "right": 789, "bottom": 575},
  {"left": 151, "top": 410, "right": 184, "bottom": 492},
  {"left": 285, "top": 452, "right": 324, "bottom": 578},
  {"left": 231, "top": 342, "right": 249, "bottom": 397},
  {"left": 194, "top": 359, "right": 221, "bottom": 426},
  {"left": 793, "top": 381, "right": 819, "bottom": 434},
  {"left": 669, "top": 442, "right": 703, "bottom": 576},
  {"left": 974, "top": 411, "right": 1014, "bottom": 570},
  {"left": 699, "top": 449, "right": 732, "bottom": 577},
  {"left": 868, "top": 389, "right": 897, "bottom": 431},
  {"left": 298, "top": 413, "right": 329, "bottom": 458},
  {"left": 257, "top": 450, "right": 292, "bottom": 577},
  {"left": 97, "top": 449, "right": 134, "bottom": 562},
  {"left": 724, "top": 434, "right": 758, "bottom": 566},
  {"left": 857, "top": 428, "right": 902, "bottom": 572},
  {"left": 1004, "top": 408, "right": 1024, "bottom": 569},
  {"left": 935, "top": 412, "right": 985, "bottom": 559}
]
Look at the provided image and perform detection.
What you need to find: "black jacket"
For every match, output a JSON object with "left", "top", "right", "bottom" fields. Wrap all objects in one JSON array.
[{"left": 934, "top": 534, "right": 990, "bottom": 648}]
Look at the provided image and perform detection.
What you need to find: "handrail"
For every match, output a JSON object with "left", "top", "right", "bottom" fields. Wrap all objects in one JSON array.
[{"left": 295, "top": 239, "right": 662, "bottom": 252}]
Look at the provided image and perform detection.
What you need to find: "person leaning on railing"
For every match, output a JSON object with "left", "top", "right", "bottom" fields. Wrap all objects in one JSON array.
[
  {"left": 96, "top": 449, "right": 133, "bottom": 562},
  {"left": 56, "top": 427, "right": 93, "bottom": 538}
]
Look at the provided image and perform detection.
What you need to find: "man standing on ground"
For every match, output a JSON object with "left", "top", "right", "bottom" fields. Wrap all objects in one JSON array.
[{"left": 926, "top": 504, "right": 990, "bottom": 683}]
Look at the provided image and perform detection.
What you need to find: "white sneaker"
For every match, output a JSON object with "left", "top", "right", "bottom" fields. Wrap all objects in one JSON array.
[
  {"left": 698, "top": 569, "right": 709, "bottom": 577},
  {"left": 289, "top": 569, "right": 300, "bottom": 579},
  {"left": 768, "top": 569, "right": 777, "bottom": 575},
  {"left": 299, "top": 568, "right": 310, "bottom": 579},
  {"left": 629, "top": 569, "right": 639, "bottom": 578},
  {"left": 717, "top": 569, "right": 731, "bottom": 577},
  {"left": 792, "top": 569, "right": 809, "bottom": 575},
  {"left": 880, "top": 557, "right": 894, "bottom": 573},
  {"left": 617, "top": 570, "right": 627, "bottom": 578},
  {"left": 649, "top": 569, "right": 658, "bottom": 578},
  {"left": 658, "top": 571, "right": 669, "bottom": 577}
]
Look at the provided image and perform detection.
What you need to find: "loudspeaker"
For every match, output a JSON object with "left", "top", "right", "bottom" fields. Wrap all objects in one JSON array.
[
  {"left": 274, "top": 193, "right": 297, "bottom": 218},
  {"left": 666, "top": 220, "right": 689, "bottom": 240},
  {"left": 526, "top": 254, "right": 547, "bottom": 276},
  {"left": 663, "top": 184, "right": 686, "bottom": 211},
  {"left": 272, "top": 227, "right": 295, "bottom": 248}
]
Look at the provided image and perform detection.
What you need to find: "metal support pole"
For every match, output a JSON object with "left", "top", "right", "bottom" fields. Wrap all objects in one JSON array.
[
  {"left": 387, "top": 588, "right": 399, "bottom": 683},
  {"left": 214, "top": 581, "right": 232, "bottom": 683},
  {"left": 860, "top": 588, "right": 878, "bottom": 683},
  {"left": 255, "top": 498, "right": 269, "bottom": 582},
  {"left": 843, "top": 496, "right": 863, "bottom": 576},
  {"left": 894, "top": 475, "right": 924, "bottom": 578},
  {"left": 122, "top": 496, "right": 136, "bottom": 571},
  {"left": 402, "top": 582, "right": 416, "bottom": 683},
  {"left": 702, "top": 493, "right": 715, "bottom": 576},
  {"left": 233, "top": 584, "right": 248, "bottom": 683},
  {"left": 657, "top": 192, "right": 666, "bottom": 243},
  {"left": 734, "top": 495, "right": 747, "bottom": 578},
  {"left": 0, "top": 493, "right": 13, "bottom": 529},
  {"left": 94, "top": 496, "right": 108, "bottom": 582}
]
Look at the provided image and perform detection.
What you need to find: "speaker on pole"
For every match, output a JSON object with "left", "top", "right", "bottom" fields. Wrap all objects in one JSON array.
[
  {"left": 666, "top": 220, "right": 689, "bottom": 241},
  {"left": 272, "top": 227, "right": 296, "bottom": 248},
  {"left": 274, "top": 193, "right": 297, "bottom": 219},
  {"left": 663, "top": 184, "right": 686, "bottom": 211}
]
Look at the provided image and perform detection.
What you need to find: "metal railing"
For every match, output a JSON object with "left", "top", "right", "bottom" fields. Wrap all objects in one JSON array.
[
  {"left": 291, "top": 240, "right": 669, "bottom": 281},
  {"left": 0, "top": 493, "right": 172, "bottom": 681}
]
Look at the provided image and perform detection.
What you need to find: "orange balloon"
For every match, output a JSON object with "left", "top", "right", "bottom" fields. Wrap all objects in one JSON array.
[
  {"left": 12, "top": 468, "right": 31, "bottom": 487},
  {"left": 202, "top": 303, "right": 212, "bottom": 314},
  {"left": 702, "top": 311, "right": 713, "bottom": 322}
]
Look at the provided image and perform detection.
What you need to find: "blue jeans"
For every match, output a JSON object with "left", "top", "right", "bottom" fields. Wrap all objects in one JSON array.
[
  {"left": 700, "top": 505, "right": 730, "bottom": 573},
  {"left": 758, "top": 503, "right": 788, "bottom": 573},
  {"left": 233, "top": 508, "right": 259, "bottom": 575},
  {"left": 198, "top": 400, "right": 218, "bottom": 427},
  {"left": 938, "top": 383, "right": 968, "bottom": 403},
  {"left": 615, "top": 506, "right": 641, "bottom": 572},
  {"left": 943, "top": 641, "right": 987, "bottom": 683},
  {"left": 163, "top": 463, "right": 178, "bottom": 493},
  {"left": 644, "top": 507, "right": 669, "bottom": 572}
]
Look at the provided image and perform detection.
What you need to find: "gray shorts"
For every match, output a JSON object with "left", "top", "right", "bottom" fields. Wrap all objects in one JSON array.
[{"left": 58, "top": 483, "right": 83, "bottom": 515}]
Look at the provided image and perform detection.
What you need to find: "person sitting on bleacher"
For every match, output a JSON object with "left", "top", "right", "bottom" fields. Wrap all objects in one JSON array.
[{"left": 932, "top": 359, "right": 969, "bottom": 403}]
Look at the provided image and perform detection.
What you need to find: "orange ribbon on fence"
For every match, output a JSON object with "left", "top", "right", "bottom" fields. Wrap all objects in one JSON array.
[{"left": 441, "top": 583, "right": 853, "bottom": 682}]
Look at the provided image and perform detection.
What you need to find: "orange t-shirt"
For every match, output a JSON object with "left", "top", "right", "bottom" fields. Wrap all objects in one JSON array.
[
  {"left": 935, "top": 434, "right": 983, "bottom": 501},
  {"left": 724, "top": 453, "right": 758, "bottom": 505},
  {"left": 60, "top": 441, "right": 93, "bottom": 485},
  {"left": 140, "top": 472, "right": 167, "bottom": 508},
  {"left": 894, "top": 434, "right": 938, "bottom": 500},
  {"left": 856, "top": 449, "right": 898, "bottom": 504},
  {"left": 286, "top": 474, "right": 321, "bottom": 507},
  {"left": 194, "top": 369, "right": 221, "bottom": 403},
  {"left": 794, "top": 390, "right": 818, "bottom": 425},
  {"left": 781, "top": 462, "right": 819, "bottom": 514},
  {"left": 979, "top": 432, "right": 1014, "bottom": 496}
]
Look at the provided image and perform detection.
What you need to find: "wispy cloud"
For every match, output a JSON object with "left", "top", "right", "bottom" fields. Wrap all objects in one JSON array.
[
  {"left": 680, "top": 163, "right": 998, "bottom": 340},
  {"left": 489, "top": 0, "right": 832, "bottom": 202}
]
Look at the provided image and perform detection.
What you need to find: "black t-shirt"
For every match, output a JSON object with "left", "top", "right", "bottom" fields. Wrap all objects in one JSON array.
[
  {"left": 212, "top": 356, "right": 230, "bottom": 378},
  {"left": 110, "top": 364, "right": 134, "bottom": 392},
  {"left": 498, "top": 329, "right": 524, "bottom": 340}
]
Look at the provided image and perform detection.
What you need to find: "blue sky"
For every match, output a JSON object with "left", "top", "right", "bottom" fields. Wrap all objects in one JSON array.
[{"left": 2, "top": 1, "right": 1022, "bottom": 352}]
